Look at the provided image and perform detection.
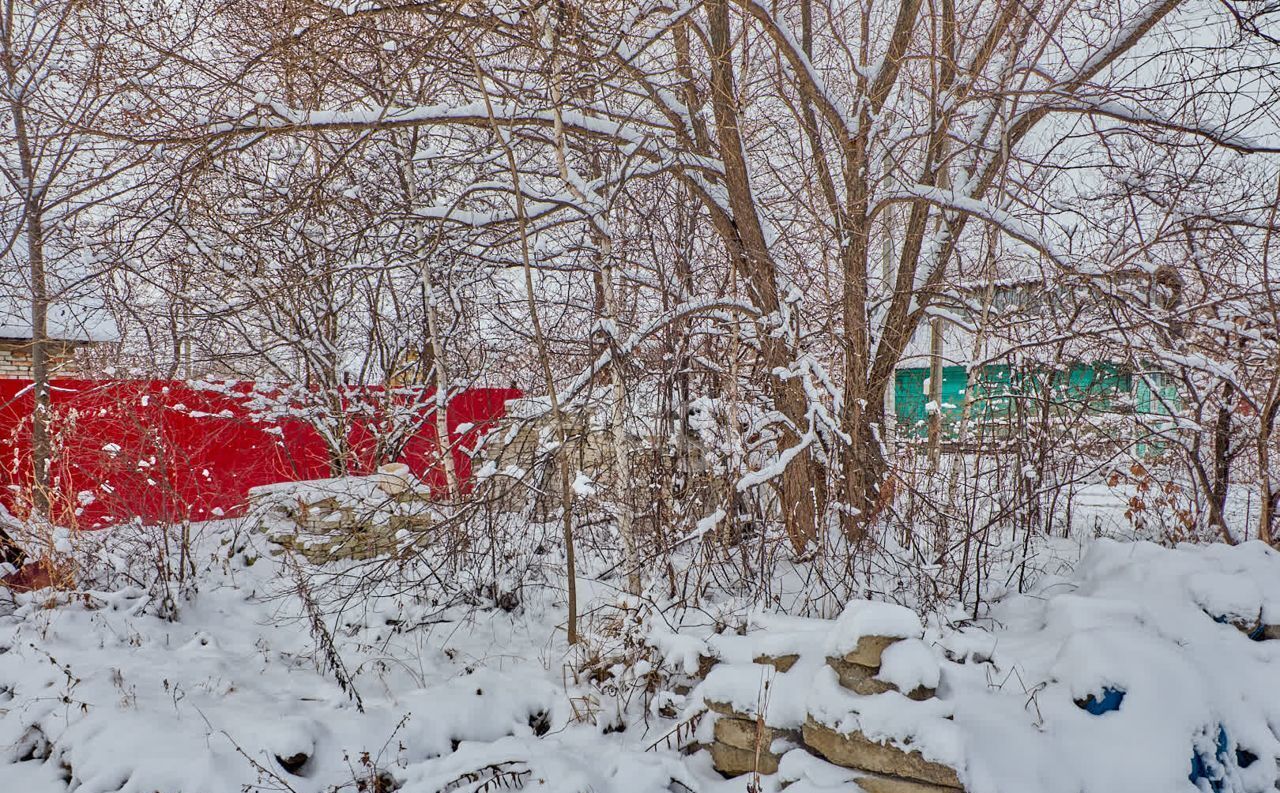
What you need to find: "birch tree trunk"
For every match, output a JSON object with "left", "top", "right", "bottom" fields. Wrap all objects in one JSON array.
[
  {"left": 398, "top": 142, "right": 460, "bottom": 499},
  {"left": 3, "top": 30, "right": 51, "bottom": 518},
  {"left": 599, "top": 254, "right": 640, "bottom": 594}
]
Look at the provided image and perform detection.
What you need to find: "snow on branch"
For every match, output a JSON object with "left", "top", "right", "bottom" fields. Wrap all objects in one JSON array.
[
  {"left": 877, "top": 184, "right": 1071, "bottom": 269},
  {"left": 1040, "top": 98, "right": 1280, "bottom": 155},
  {"left": 733, "top": 0, "right": 857, "bottom": 137},
  {"left": 558, "top": 297, "right": 764, "bottom": 409}
]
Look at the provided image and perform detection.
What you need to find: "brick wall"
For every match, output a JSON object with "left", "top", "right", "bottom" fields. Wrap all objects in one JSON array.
[
  {"left": 0, "top": 340, "right": 79, "bottom": 379},
  {"left": 0, "top": 341, "right": 30, "bottom": 379}
]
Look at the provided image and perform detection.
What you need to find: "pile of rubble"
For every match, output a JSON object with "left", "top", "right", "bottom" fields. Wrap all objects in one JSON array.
[
  {"left": 802, "top": 625, "right": 963, "bottom": 793},
  {"left": 703, "top": 651, "right": 802, "bottom": 776},
  {"left": 692, "top": 605, "right": 965, "bottom": 792},
  {"left": 657, "top": 540, "right": 1280, "bottom": 793},
  {"left": 248, "top": 463, "right": 439, "bottom": 563}
]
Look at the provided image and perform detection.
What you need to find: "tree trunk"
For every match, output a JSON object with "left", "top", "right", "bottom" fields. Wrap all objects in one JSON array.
[
  {"left": 8, "top": 71, "right": 51, "bottom": 518},
  {"left": 927, "top": 318, "right": 945, "bottom": 470},
  {"left": 1259, "top": 387, "right": 1278, "bottom": 546},
  {"left": 1209, "top": 383, "right": 1232, "bottom": 535},
  {"left": 598, "top": 258, "right": 640, "bottom": 594},
  {"left": 476, "top": 61, "right": 579, "bottom": 643},
  {"left": 706, "top": 0, "right": 822, "bottom": 551},
  {"left": 423, "top": 284, "right": 459, "bottom": 500},
  {"left": 28, "top": 216, "right": 49, "bottom": 517}
]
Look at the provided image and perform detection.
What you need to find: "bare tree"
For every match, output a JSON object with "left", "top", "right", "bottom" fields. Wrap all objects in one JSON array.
[{"left": 0, "top": 0, "right": 163, "bottom": 516}]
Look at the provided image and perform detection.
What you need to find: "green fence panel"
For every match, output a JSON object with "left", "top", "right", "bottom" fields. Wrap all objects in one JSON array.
[
  {"left": 1134, "top": 370, "right": 1180, "bottom": 456},
  {"left": 895, "top": 365, "right": 1003, "bottom": 437},
  {"left": 894, "top": 361, "right": 1141, "bottom": 440},
  {"left": 894, "top": 368, "right": 930, "bottom": 434},
  {"left": 1135, "top": 371, "right": 1178, "bottom": 415},
  {"left": 968, "top": 364, "right": 1013, "bottom": 420}
]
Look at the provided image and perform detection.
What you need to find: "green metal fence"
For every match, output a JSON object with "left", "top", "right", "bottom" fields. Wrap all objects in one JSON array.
[{"left": 893, "top": 362, "right": 1154, "bottom": 442}]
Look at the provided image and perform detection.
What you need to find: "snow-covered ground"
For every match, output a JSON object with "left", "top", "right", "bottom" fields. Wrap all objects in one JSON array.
[
  {"left": 0, "top": 518, "right": 705, "bottom": 793},
  {"left": 1, "top": 515, "right": 1279, "bottom": 792}
]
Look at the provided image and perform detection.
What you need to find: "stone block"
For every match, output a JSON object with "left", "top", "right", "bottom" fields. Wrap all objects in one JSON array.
[
  {"left": 753, "top": 653, "right": 800, "bottom": 672},
  {"left": 713, "top": 716, "right": 800, "bottom": 751},
  {"left": 838, "top": 635, "right": 903, "bottom": 668},
  {"left": 697, "top": 654, "right": 719, "bottom": 678},
  {"left": 709, "top": 741, "right": 780, "bottom": 777},
  {"left": 828, "top": 657, "right": 897, "bottom": 695},
  {"left": 802, "top": 718, "right": 961, "bottom": 788},
  {"left": 827, "top": 658, "right": 934, "bottom": 700},
  {"left": 296, "top": 496, "right": 343, "bottom": 513},
  {"left": 271, "top": 523, "right": 398, "bottom": 564},
  {"left": 388, "top": 513, "right": 433, "bottom": 534},
  {"left": 855, "top": 773, "right": 964, "bottom": 793},
  {"left": 375, "top": 463, "right": 414, "bottom": 495}
]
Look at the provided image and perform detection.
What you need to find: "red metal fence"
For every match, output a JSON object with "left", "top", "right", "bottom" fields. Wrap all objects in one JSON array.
[{"left": 0, "top": 380, "right": 520, "bottom": 529}]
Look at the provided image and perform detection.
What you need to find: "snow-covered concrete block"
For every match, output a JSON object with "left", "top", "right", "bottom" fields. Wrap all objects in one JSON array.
[
  {"left": 699, "top": 661, "right": 813, "bottom": 728},
  {"left": 374, "top": 462, "right": 415, "bottom": 495},
  {"left": 876, "top": 639, "right": 941, "bottom": 696},
  {"left": 752, "top": 652, "right": 799, "bottom": 672},
  {"left": 834, "top": 634, "right": 905, "bottom": 668},
  {"left": 826, "top": 656, "right": 899, "bottom": 696},
  {"left": 802, "top": 717, "right": 962, "bottom": 789},
  {"left": 388, "top": 513, "right": 433, "bottom": 534},
  {"left": 709, "top": 740, "right": 781, "bottom": 776},
  {"left": 704, "top": 697, "right": 740, "bottom": 717},
  {"left": 826, "top": 600, "right": 924, "bottom": 667},
  {"left": 855, "top": 774, "right": 967, "bottom": 793},
  {"left": 826, "top": 656, "right": 933, "bottom": 700},
  {"left": 713, "top": 716, "right": 801, "bottom": 752},
  {"left": 704, "top": 613, "right": 830, "bottom": 665}
]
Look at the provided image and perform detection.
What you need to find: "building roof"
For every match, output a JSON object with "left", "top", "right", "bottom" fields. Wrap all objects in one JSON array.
[{"left": 0, "top": 295, "right": 118, "bottom": 344}]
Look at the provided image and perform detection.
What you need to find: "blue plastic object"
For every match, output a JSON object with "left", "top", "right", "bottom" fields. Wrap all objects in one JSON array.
[
  {"left": 1189, "top": 725, "right": 1230, "bottom": 792},
  {"left": 1076, "top": 687, "right": 1125, "bottom": 715},
  {"left": 1209, "top": 613, "right": 1267, "bottom": 642}
]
